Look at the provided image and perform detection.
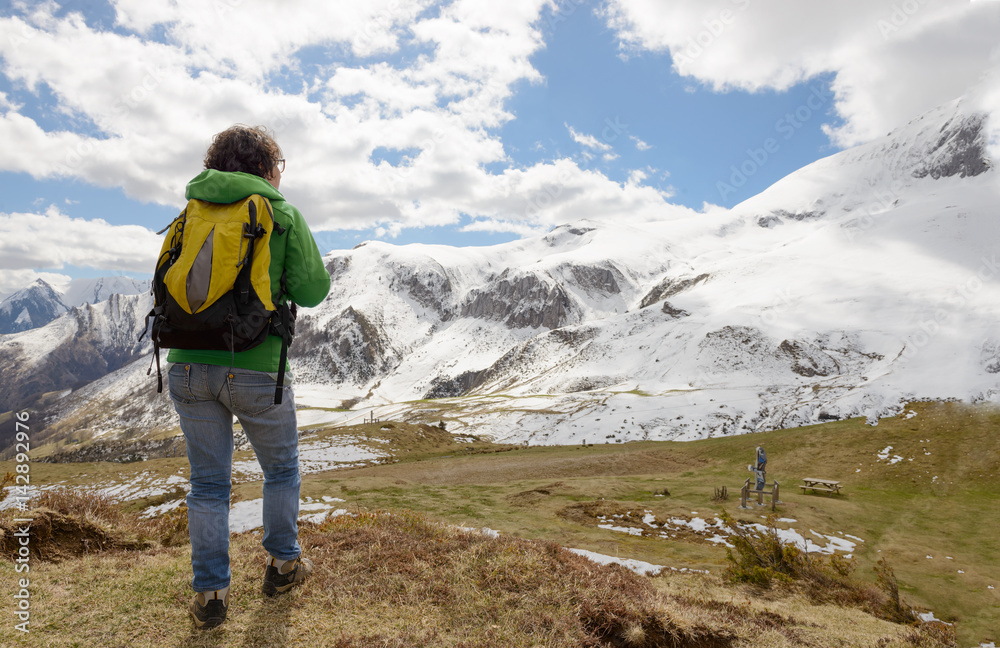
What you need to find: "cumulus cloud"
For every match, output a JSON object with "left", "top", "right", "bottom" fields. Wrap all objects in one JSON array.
[
  {"left": 0, "top": 269, "right": 72, "bottom": 301},
  {"left": 630, "top": 135, "right": 652, "bottom": 151},
  {"left": 0, "top": 206, "right": 161, "bottom": 272},
  {"left": 0, "top": 0, "right": 682, "bottom": 248},
  {"left": 567, "top": 124, "right": 614, "bottom": 151},
  {"left": 603, "top": 0, "right": 1000, "bottom": 146}
]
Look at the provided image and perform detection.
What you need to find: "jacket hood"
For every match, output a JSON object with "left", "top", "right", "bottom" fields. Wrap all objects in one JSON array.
[{"left": 185, "top": 170, "right": 284, "bottom": 204}]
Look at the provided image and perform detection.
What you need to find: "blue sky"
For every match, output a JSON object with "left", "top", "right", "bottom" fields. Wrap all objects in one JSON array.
[{"left": 0, "top": 0, "right": 997, "bottom": 298}]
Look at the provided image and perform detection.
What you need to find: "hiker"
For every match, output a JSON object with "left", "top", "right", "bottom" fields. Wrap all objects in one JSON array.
[{"left": 163, "top": 124, "right": 331, "bottom": 628}]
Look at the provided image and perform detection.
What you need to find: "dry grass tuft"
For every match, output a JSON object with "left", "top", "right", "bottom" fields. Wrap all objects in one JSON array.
[{"left": 0, "top": 488, "right": 188, "bottom": 562}]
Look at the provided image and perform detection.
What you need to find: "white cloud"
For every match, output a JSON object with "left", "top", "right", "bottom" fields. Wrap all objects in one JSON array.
[
  {"left": 603, "top": 0, "right": 1000, "bottom": 147},
  {"left": 630, "top": 135, "right": 652, "bottom": 151},
  {"left": 567, "top": 124, "right": 614, "bottom": 151},
  {"left": 110, "top": 0, "right": 433, "bottom": 77},
  {"left": 460, "top": 218, "right": 542, "bottom": 237},
  {"left": 0, "top": 269, "right": 71, "bottom": 301},
  {"left": 0, "top": 206, "right": 160, "bottom": 272},
  {"left": 0, "top": 0, "right": 691, "bottom": 282},
  {"left": 626, "top": 169, "right": 647, "bottom": 186}
]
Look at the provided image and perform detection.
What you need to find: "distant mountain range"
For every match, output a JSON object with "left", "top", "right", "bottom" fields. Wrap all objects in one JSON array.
[
  {"left": 0, "top": 276, "right": 147, "bottom": 334},
  {"left": 1, "top": 96, "right": 997, "bottom": 457}
]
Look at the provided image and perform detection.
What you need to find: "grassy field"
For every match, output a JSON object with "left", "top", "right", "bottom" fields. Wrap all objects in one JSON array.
[
  {"left": 1, "top": 400, "right": 997, "bottom": 645},
  {"left": 289, "top": 400, "right": 999, "bottom": 644}
]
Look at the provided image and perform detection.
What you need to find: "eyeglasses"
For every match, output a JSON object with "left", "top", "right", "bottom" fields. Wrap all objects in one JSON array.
[{"left": 275, "top": 159, "right": 285, "bottom": 173}]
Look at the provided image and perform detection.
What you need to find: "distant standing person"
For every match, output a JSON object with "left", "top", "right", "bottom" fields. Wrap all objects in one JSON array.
[{"left": 166, "top": 125, "right": 331, "bottom": 628}]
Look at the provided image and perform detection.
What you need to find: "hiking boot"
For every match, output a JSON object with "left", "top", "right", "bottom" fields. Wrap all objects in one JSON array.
[
  {"left": 189, "top": 591, "right": 228, "bottom": 629},
  {"left": 262, "top": 556, "right": 313, "bottom": 597}
]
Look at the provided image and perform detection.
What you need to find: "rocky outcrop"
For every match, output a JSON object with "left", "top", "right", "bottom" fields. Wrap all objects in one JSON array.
[
  {"left": 771, "top": 209, "right": 824, "bottom": 222},
  {"left": 778, "top": 340, "right": 840, "bottom": 377},
  {"left": 326, "top": 255, "right": 351, "bottom": 281},
  {"left": 568, "top": 265, "right": 622, "bottom": 296},
  {"left": 911, "top": 113, "right": 992, "bottom": 180},
  {"left": 424, "top": 368, "right": 493, "bottom": 399},
  {"left": 661, "top": 302, "right": 690, "bottom": 319},
  {"left": 461, "top": 271, "right": 577, "bottom": 329},
  {"left": 293, "top": 306, "right": 396, "bottom": 385},
  {"left": 393, "top": 264, "right": 454, "bottom": 320},
  {"left": 639, "top": 274, "right": 709, "bottom": 309}
]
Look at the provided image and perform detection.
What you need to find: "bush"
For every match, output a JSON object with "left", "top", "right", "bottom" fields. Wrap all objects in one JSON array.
[
  {"left": 875, "top": 558, "right": 919, "bottom": 625},
  {"left": 720, "top": 511, "right": 801, "bottom": 587},
  {"left": 720, "top": 511, "right": 927, "bottom": 629}
]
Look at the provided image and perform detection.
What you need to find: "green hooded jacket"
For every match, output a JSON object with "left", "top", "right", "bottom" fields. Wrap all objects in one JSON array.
[{"left": 166, "top": 170, "right": 331, "bottom": 372}]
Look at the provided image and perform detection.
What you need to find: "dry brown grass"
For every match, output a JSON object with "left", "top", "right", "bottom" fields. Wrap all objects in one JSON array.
[
  {"left": 302, "top": 509, "right": 738, "bottom": 647},
  {"left": 0, "top": 499, "right": 959, "bottom": 648},
  {"left": 0, "top": 488, "right": 187, "bottom": 562}
]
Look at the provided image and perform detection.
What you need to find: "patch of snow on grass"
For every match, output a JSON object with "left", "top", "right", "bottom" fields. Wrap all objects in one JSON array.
[
  {"left": 229, "top": 497, "right": 350, "bottom": 532},
  {"left": 915, "top": 611, "right": 951, "bottom": 625},
  {"left": 599, "top": 523, "right": 643, "bottom": 536},
  {"left": 567, "top": 548, "right": 665, "bottom": 576},
  {"left": 140, "top": 499, "right": 185, "bottom": 518},
  {"left": 232, "top": 435, "right": 386, "bottom": 479}
]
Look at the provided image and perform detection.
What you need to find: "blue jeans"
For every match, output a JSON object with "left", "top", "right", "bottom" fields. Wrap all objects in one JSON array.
[{"left": 168, "top": 363, "right": 301, "bottom": 593}]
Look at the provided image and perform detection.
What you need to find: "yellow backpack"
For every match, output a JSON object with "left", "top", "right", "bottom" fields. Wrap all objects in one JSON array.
[{"left": 141, "top": 195, "right": 294, "bottom": 402}]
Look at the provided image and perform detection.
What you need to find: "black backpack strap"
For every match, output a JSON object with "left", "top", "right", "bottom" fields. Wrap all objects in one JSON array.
[
  {"left": 144, "top": 208, "right": 185, "bottom": 396},
  {"left": 140, "top": 306, "right": 164, "bottom": 392},
  {"left": 145, "top": 337, "right": 163, "bottom": 393},
  {"left": 238, "top": 199, "right": 259, "bottom": 304},
  {"left": 267, "top": 213, "right": 293, "bottom": 405},
  {"left": 154, "top": 342, "right": 163, "bottom": 393},
  {"left": 274, "top": 303, "right": 289, "bottom": 405}
]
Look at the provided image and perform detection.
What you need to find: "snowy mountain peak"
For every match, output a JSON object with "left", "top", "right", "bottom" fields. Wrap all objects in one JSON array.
[
  {"left": 61, "top": 276, "right": 148, "bottom": 308},
  {"left": 732, "top": 98, "right": 994, "bottom": 225},
  {"left": 0, "top": 279, "right": 68, "bottom": 334},
  {"left": 0, "top": 276, "right": 149, "bottom": 335}
]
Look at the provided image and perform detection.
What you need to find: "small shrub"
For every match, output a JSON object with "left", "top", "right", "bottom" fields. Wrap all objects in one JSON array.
[
  {"left": 875, "top": 558, "right": 919, "bottom": 624},
  {"left": 0, "top": 471, "right": 15, "bottom": 504},
  {"left": 720, "top": 511, "right": 800, "bottom": 587},
  {"left": 721, "top": 511, "right": 927, "bottom": 628}
]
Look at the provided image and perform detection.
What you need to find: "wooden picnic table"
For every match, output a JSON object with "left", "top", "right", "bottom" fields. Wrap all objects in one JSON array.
[{"left": 799, "top": 478, "right": 842, "bottom": 495}]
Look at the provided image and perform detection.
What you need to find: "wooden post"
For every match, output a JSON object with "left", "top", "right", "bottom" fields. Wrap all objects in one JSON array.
[{"left": 740, "top": 477, "right": 750, "bottom": 509}]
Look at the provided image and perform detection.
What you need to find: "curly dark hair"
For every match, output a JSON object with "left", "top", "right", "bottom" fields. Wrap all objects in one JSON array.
[{"left": 203, "top": 124, "right": 282, "bottom": 178}]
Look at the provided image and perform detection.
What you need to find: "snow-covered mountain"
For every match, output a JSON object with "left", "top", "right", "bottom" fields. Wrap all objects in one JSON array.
[
  {"left": 61, "top": 276, "right": 148, "bottom": 308},
  {"left": 0, "top": 292, "right": 151, "bottom": 419},
  {"left": 3, "top": 96, "right": 998, "bottom": 453},
  {"left": 0, "top": 279, "right": 68, "bottom": 334},
  {"left": 0, "top": 276, "right": 148, "bottom": 335}
]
